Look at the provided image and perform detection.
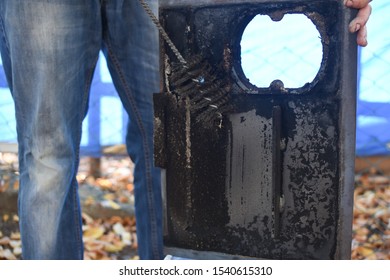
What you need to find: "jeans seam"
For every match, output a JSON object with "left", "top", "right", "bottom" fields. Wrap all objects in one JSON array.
[
  {"left": 72, "top": 56, "right": 99, "bottom": 259},
  {"left": 103, "top": 40, "right": 160, "bottom": 259}
]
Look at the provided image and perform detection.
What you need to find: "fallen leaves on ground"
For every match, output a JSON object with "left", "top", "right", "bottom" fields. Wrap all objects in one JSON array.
[
  {"left": 352, "top": 174, "right": 390, "bottom": 260},
  {"left": 77, "top": 156, "right": 134, "bottom": 194},
  {"left": 77, "top": 157, "right": 135, "bottom": 212},
  {"left": 0, "top": 213, "right": 139, "bottom": 260},
  {"left": 82, "top": 214, "right": 138, "bottom": 260},
  {"left": 1, "top": 153, "right": 390, "bottom": 260},
  {"left": 0, "top": 214, "right": 22, "bottom": 260},
  {"left": 1, "top": 154, "right": 139, "bottom": 260},
  {"left": 0, "top": 153, "right": 19, "bottom": 193}
]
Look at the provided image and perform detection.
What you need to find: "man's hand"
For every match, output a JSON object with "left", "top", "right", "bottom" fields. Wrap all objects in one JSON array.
[{"left": 344, "top": 0, "right": 372, "bottom": 47}]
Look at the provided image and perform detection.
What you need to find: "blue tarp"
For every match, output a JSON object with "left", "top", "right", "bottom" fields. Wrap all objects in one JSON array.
[{"left": 355, "top": 1, "right": 390, "bottom": 155}]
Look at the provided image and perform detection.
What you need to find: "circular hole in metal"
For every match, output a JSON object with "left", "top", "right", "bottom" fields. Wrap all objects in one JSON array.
[{"left": 241, "top": 14, "right": 323, "bottom": 89}]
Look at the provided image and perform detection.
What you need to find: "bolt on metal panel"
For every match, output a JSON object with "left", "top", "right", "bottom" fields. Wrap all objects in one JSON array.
[{"left": 154, "top": 0, "right": 357, "bottom": 259}]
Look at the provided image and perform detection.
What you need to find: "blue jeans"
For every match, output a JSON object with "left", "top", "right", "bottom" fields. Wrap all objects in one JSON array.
[{"left": 0, "top": 0, "right": 163, "bottom": 260}]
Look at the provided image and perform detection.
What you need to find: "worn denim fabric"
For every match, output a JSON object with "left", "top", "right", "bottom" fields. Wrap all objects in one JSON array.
[{"left": 0, "top": 0, "right": 163, "bottom": 260}]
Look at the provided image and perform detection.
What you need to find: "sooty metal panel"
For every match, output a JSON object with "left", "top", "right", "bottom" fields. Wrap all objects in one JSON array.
[{"left": 154, "top": 0, "right": 357, "bottom": 259}]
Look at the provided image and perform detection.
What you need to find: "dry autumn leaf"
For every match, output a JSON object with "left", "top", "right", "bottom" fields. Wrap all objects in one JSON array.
[
  {"left": 95, "top": 178, "right": 113, "bottom": 189},
  {"left": 13, "top": 247, "right": 22, "bottom": 256},
  {"left": 126, "top": 183, "right": 134, "bottom": 192},
  {"left": 9, "top": 240, "right": 21, "bottom": 248},
  {"left": 82, "top": 212, "right": 95, "bottom": 224},
  {"left": 84, "top": 240, "right": 105, "bottom": 252},
  {"left": 356, "top": 246, "right": 375, "bottom": 257},
  {"left": 84, "top": 196, "right": 96, "bottom": 206},
  {"left": 100, "top": 200, "right": 121, "bottom": 210},
  {"left": 113, "top": 222, "right": 126, "bottom": 235},
  {"left": 83, "top": 226, "right": 105, "bottom": 240},
  {"left": 0, "top": 248, "right": 16, "bottom": 260},
  {"left": 109, "top": 216, "right": 123, "bottom": 224},
  {"left": 103, "top": 241, "right": 125, "bottom": 253},
  {"left": 0, "top": 237, "right": 10, "bottom": 246},
  {"left": 118, "top": 195, "right": 129, "bottom": 203},
  {"left": 103, "top": 193, "right": 116, "bottom": 201},
  {"left": 10, "top": 232, "right": 20, "bottom": 240}
]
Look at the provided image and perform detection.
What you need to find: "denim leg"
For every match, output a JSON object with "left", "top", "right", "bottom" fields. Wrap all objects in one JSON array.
[
  {"left": 0, "top": 0, "right": 102, "bottom": 259},
  {"left": 101, "top": 0, "right": 164, "bottom": 259}
]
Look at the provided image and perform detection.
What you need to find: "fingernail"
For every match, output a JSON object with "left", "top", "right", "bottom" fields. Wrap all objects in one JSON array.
[
  {"left": 355, "top": 23, "right": 361, "bottom": 32},
  {"left": 345, "top": 0, "right": 353, "bottom": 7}
]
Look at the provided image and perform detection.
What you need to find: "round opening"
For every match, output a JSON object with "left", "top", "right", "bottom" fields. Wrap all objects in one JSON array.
[{"left": 240, "top": 14, "right": 323, "bottom": 89}]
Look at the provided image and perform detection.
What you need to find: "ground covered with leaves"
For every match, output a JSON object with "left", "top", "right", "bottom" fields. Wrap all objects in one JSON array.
[
  {"left": 0, "top": 154, "right": 139, "bottom": 260},
  {"left": 1, "top": 152, "right": 389, "bottom": 260},
  {"left": 352, "top": 173, "right": 390, "bottom": 259}
]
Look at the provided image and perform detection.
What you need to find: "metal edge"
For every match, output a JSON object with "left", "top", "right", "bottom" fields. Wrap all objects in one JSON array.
[
  {"left": 335, "top": 5, "right": 358, "bottom": 260},
  {"left": 159, "top": 0, "right": 313, "bottom": 8},
  {"left": 164, "top": 246, "right": 262, "bottom": 260}
]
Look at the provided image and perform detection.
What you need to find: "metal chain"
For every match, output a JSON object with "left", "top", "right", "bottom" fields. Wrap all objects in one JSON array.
[{"left": 137, "top": 0, "right": 187, "bottom": 66}]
